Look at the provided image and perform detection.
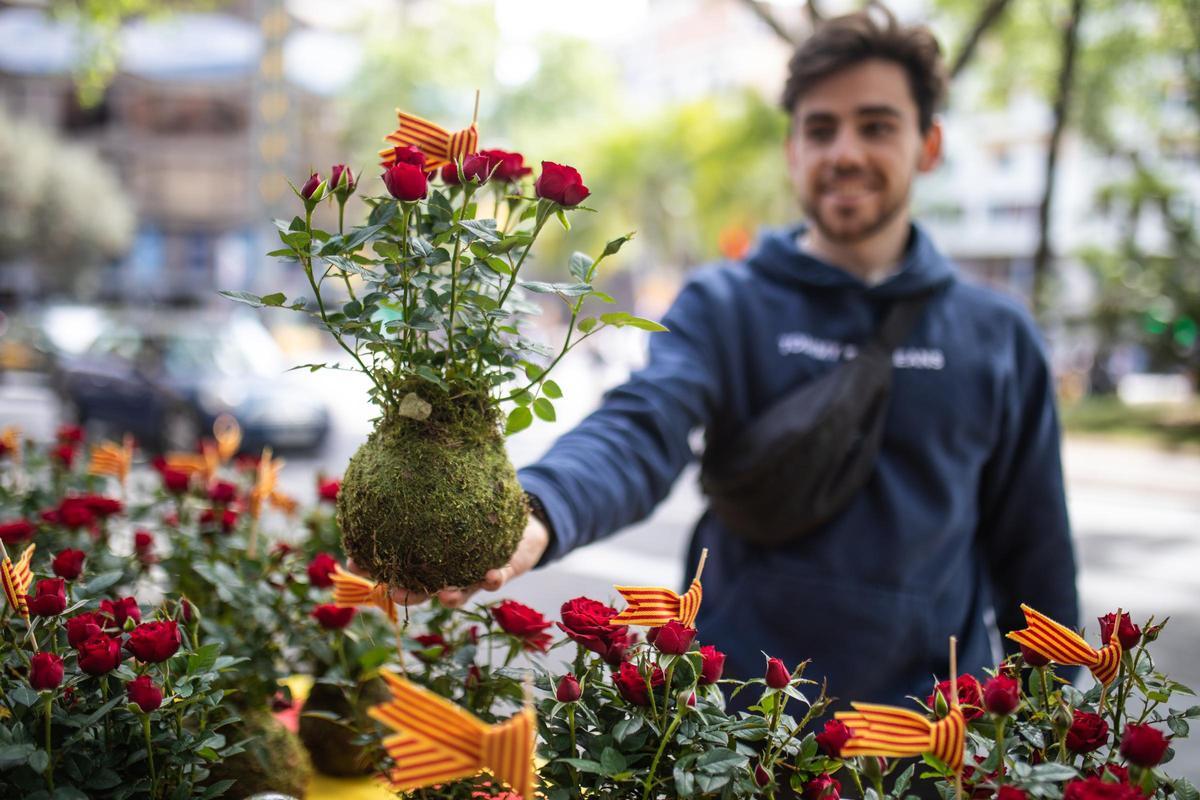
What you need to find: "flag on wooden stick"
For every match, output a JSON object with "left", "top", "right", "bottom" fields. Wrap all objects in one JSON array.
[
  {"left": 330, "top": 565, "right": 398, "bottom": 623},
  {"left": 1, "top": 543, "right": 35, "bottom": 622},
  {"left": 379, "top": 110, "right": 479, "bottom": 171},
  {"left": 836, "top": 703, "right": 966, "bottom": 772},
  {"left": 610, "top": 548, "right": 707, "bottom": 628},
  {"left": 1006, "top": 604, "right": 1122, "bottom": 687}
]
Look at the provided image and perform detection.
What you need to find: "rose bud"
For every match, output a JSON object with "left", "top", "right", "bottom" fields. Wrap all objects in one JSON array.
[
  {"left": 1099, "top": 611, "right": 1141, "bottom": 651},
  {"left": 161, "top": 467, "right": 190, "bottom": 494},
  {"left": 754, "top": 763, "right": 772, "bottom": 788},
  {"left": 0, "top": 519, "right": 36, "bottom": 545},
  {"left": 685, "top": 691, "right": 696, "bottom": 707},
  {"left": 312, "top": 603, "right": 356, "bottom": 629},
  {"left": 1142, "top": 622, "right": 1164, "bottom": 643},
  {"left": 299, "top": 172, "right": 325, "bottom": 203},
  {"left": 307, "top": 552, "right": 338, "bottom": 588},
  {"left": 413, "top": 633, "right": 450, "bottom": 663},
  {"left": 317, "top": 478, "right": 340, "bottom": 504},
  {"left": 57, "top": 424, "right": 85, "bottom": 444},
  {"left": 29, "top": 652, "right": 64, "bottom": 691},
  {"left": 57, "top": 500, "right": 94, "bottom": 529},
  {"left": 649, "top": 620, "right": 695, "bottom": 655},
  {"left": 698, "top": 644, "right": 726, "bottom": 685},
  {"left": 330, "top": 164, "right": 357, "bottom": 199},
  {"left": 764, "top": 656, "right": 790, "bottom": 689},
  {"left": 390, "top": 145, "right": 426, "bottom": 169},
  {"left": 464, "top": 664, "right": 483, "bottom": 690},
  {"left": 1120, "top": 723, "right": 1170, "bottom": 767},
  {"left": 81, "top": 495, "right": 122, "bottom": 518},
  {"left": 535, "top": 161, "right": 590, "bottom": 207},
  {"left": 134, "top": 530, "right": 155, "bottom": 563},
  {"left": 126, "top": 620, "right": 182, "bottom": 663},
  {"left": 52, "top": 443, "right": 76, "bottom": 469},
  {"left": 815, "top": 719, "right": 853, "bottom": 758},
  {"left": 208, "top": 481, "right": 237, "bottom": 505},
  {"left": 1066, "top": 710, "right": 1110, "bottom": 753},
  {"left": 52, "top": 548, "right": 86, "bottom": 581},
  {"left": 77, "top": 633, "right": 123, "bottom": 675},
  {"left": 927, "top": 674, "right": 984, "bottom": 721},
  {"left": 983, "top": 674, "right": 1020, "bottom": 716},
  {"left": 67, "top": 612, "right": 105, "bottom": 647},
  {"left": 555, "top": 673, "right": 582, "bottom": 703},
  {"left": 462, "top": 152, "right": 493, "bottom": 184},
  {"left": 613, "top": 661, "right": 664, "bottom": 706},
  {"left": 199, "top": 507, "right": 238, "bottom": 533},
  {"left": 804, "top": 774, "right": 841, "bottom": 800},
  {"left": 27, "top": 578, "right": 67, "bottom": 617},
  {"left": 126, "top": 674, "right": 163, "bottom": 713},
  {"left": 996, "top": 787, "right": 1028, "bottom": 800},
  {"left": 1019, "top": 643, "right": 1051, "bottom": 667},
  {"left": 382, "top": 162, "right": 428, "bottom": 202},
  {"left": 100, "top": 596, "right": 142, "bottom": 629},
  {"left": 491, "top": 599, "right": 553, "bottom": 653},
  {"left": 440, "top": 163, "right": 460, "bottom": 185}
]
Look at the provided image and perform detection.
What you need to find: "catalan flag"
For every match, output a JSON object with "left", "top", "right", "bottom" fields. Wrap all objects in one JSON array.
[
  {"left": 369, "top": 669, "right": 536, "bottom": 798},
  {"left": 610, "top": 578, "right": 702, "bottom": 628},
  {"left": 0, "top": 426, "right": 21, "bottom": 462},
  {"left": 379, "top": 111, "right": 479, "bottom": 171},
  {"left": 213, "top": 414, "right": 242, "bottom": 464},
  {"left": 331, "top": 565, "right": 398, "bottom": 623},
  {"left": 1, "top": 543, "right": 36, "bottom": 622},
  {"left": 88, "top": 435, "right": 135, "bottom": 486},
  {"left": 1006, "top": 604, "right": 1122, "bottom": 687},
  {"left": 836, "top": 703, "right": 966, "bottom": 772},
  {"left": 248, "top": 448, "right": 283, "bottom": 520}
]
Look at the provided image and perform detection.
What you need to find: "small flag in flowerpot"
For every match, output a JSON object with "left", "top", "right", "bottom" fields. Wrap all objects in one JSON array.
[
  {"left": 835, "top": 702, "right": 966, "bottom": 772},
  {"left": 1006, "top": 604, "right": 1122, "bottom": 687},
  {"left": 368, "top": 669, "right": 536, "bottom": 798},
  {"left": 379, "top": 110, "right": 479, "bottom": 171},
  {"left": 330, "top": 565, "right": 397, "bottom": 623},
  {"left": 610, "top": 548, "right": 707, "bottom": 627},
  {"left": 1, "top": 543, "right": 35, "bottom": 622},
  {"left": 88, "top": 434, "right": 134, "bottom": 487}
]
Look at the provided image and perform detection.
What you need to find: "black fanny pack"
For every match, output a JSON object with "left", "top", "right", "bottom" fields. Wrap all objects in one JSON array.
[{"left": 698, "top": 294, "right": 933, "bottom": 547}]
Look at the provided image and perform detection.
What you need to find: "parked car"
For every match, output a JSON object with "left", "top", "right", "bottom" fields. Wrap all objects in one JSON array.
[{"left": 58, "top": 313, "right": 330, "bottom": 453}]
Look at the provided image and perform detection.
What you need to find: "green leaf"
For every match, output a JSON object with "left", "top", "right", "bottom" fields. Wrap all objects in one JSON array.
[
  {"left": 457, "top": 219, "right": 500, "bottom": 243},
  {"left": 218, "top": 290, "right": 264, "bottom": 308},
  {"left": 696, "top": 747, "right": 745, "bottom": 773},
  {"left": 1029, "top": 763, "right": 1080, "bottom": 781},
  {"left": 599, "top": 746, "right": 627, "bottom": 776},
  {"left": 51, "top": 788, "right": 89, "bottom": 800},
  {"left": 568, "top": 252, "right": 594, "bottom": 281},
  {"left": 1168, "top": 716, "right": 1189, "bottom": 737},
  {"left": 577, "top": 317, "right": 598, "bottom": 334},
  {"left": 261, "top": 292, "right": 286, "bottom": 307},
  {"left": 1175, "top": 778, "right": 1199, "bottom": 800},
  {"left": 533, "top": 398, "right": 556, "bottom": 422},
  {"left": 485, "top": 256, "right": 513, "bottom": 276},
  {"left": 600, "top": 311, "right": 668, "bottom": 331},
  {"left": 542, "top": 380, "right": 562, "bottom": 399},
  {"left": 613, "top": 715, "right": 643, "bottom": 745},
  {"left": 0, "top": 743, "right": 34, "bottom": 769},
  {"left": 29, "top": 749, "right": 50, "bottom": 773},
  {"left": 341, "top": 222, "right": 388, "bottom": 253},
  {"left": 266, "top": 248, "right": 295, "bottom": 258},
  {"left": 522, "top": 362, "right": 544, "bottom": 381},
  {"left": 556, "top": 208, "right": 571, "bottom": 231},
  {"left": 521, "top": 281, "right": 592, "bottom": 296},
  {"left": 78, "top": 570, "right": 123, "bottom": 597},
  {"left": 188, "top": 643, "right": 221, "bottom": 674},
  {"left": 505, "top": 406, "right": 533, "bottom": 435},
  {"left": 343, "top": 300, "right": 362, "bottom": 317},
  {"left": 512, "top": 390, "right": 533, "bottom": 406}
]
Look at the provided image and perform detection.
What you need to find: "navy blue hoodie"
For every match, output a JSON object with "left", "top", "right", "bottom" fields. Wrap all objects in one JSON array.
[{"left": 518, "top": 223, "right": 1078, "bottom": 707}]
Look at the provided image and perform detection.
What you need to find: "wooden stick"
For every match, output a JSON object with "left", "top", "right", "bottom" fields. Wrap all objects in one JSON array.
[
  {"left": 1099, "top": 608, "right": 1122, "bottom": 714},
  {"left": 522, "top": 673, "right": 534, "bottom": 709},
  {"left": 392, "top": 616, "right": 407, "bottom": 670},
  {"left": 472, "top": 89, "right": 480, "bottom": 126},
  {"left": 693, "top": 548, "right": 709, "bottom": 582},
  {"left": 950, "top": 636, "right": 962, "bottom": 800}
]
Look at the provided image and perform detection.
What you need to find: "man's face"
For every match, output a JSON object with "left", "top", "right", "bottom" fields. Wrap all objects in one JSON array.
[{"left": 786, "top": 59, "right": 941, "bottom": 244}]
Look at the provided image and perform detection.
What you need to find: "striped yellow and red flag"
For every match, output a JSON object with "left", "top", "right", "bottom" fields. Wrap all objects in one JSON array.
[
  {"left": 1006, "top": 604, "right": 1122, "bottom": 687},
  {"left": 610, "top": 578, "right": 702, "bottom": 628},
  {"left": 378, "top": 111, "right": 479, "bottom": 171},
  {"left": 1, "top": 543, "right": 36, "bottom": 622},
  {"left": 213, "top": 414, "right": 241, "bottom": 464},
  {"left": 0, "top": 426, "right": 21, "bottom": 462},
  {"left": 248, "top": 448, "right": 283, "bottom": 520},
  {"left": 88, "top": 435, "right": 135, "bottom": 486},
  {"left": 368, "top": 669, "right": 536, "bottom": 798},
  {"left": 836, "top": 703, "right": 966, "bottom": 772},
  {"left": 330, "top": 565, "right": 398, "bottom": 623}
]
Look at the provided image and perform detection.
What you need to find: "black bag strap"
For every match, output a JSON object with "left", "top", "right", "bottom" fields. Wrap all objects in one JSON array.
[{"left": 870, "top": 291, "right": 936, "bottom": 352}]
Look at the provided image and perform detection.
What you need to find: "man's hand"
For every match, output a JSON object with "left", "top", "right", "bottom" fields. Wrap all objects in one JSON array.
[{"left": 347, "top": 516, "right": 550, "bottom": 608}]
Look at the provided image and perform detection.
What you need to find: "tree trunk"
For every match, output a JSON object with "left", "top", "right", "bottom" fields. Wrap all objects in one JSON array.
[
  {"left": 949, "top": 0, "right": 1014, "bottom": 78},
  {"left": 1031, "top": 0, "right": 1086, "bottom": 318}
]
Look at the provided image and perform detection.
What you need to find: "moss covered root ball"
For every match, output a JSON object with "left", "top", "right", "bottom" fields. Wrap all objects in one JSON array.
[
  {"left": 337, "top": 402, "right": 527, "bottom": 594},
  {"left": 206, "top": 709, "right": 312, "bottom": 798},
  {"left": 299, "top": 679, "right": 391, "bottom": 777}
]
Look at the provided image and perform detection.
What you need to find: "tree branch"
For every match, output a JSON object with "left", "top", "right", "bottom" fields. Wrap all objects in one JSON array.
[
  {"left": 735, "top": 0, "right": 797, "bottom": 46},
  {"left": 949, "top": 0, "right": 1014, "bottom": 79}
]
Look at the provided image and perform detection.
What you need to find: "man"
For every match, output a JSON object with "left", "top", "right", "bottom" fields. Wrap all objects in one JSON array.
[{"left": 428, "top": 7, "right": 1079, "bottom": 707}]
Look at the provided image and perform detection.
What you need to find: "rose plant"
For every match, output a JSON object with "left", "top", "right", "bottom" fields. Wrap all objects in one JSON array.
[{"left": 223, "top": 115, "right": 664, "bottom": 594}]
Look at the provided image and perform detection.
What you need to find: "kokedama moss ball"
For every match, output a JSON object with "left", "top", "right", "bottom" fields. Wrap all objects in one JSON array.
[
  {"left": 206, "top": 708, "right": 312, "bottom": 798},
  {"left": 299, "top": 679, "right": 391, "bottom": 776},
  {"left": 337, "top": 390, "right": 528, "bottom": 594}
]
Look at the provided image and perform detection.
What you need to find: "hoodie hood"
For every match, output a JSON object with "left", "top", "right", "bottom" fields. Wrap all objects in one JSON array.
[{"left": 746, "top": 222, "right": 956, "bottom": 299}]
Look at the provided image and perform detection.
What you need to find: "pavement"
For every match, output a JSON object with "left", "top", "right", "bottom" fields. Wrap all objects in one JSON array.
[{"left": 3, "top": 348, "right": 1198, "bottom": 778}]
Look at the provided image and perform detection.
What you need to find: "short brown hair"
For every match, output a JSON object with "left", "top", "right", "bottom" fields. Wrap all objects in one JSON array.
[{"left": 780, "top": 6, "right": 947, "bottom": 133}]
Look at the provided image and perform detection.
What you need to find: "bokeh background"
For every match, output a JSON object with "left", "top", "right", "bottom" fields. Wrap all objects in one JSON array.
[{"left": 0, "top": 0, "right": 1197, "bottom": 777}]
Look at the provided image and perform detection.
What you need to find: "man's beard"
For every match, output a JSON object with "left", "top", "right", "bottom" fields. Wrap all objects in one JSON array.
[{"left": 801, "top": 174, "right": 909, "bottom": 244}]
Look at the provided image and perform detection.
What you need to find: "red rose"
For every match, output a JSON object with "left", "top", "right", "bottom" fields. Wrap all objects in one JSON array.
[
  {"left": 754, "top": 763, "right": 772, "bottom": 787},
  {"left": 1063, "top": 776, "right": 1143, "bottom": 800},
  {"left": 648, "top": 620, "right": 695, "bottom": 655},
  {"left": 52, "top": 548, "right": 86, "bottom": 580},
  {"left": 127, "top": 674, "right": 163, "bottom": 712},
  {"left": 208, "top": 481, "right": 237, "bottom": 505},
  {"left": 492, "top": 600, "right": 553, "bottom": 653},
  {"left": 555, "top": 673, "right": 581, "bottom": 702},
  {"left": 307, "top": 552, "right": 338, "bottom": 588},
  {"left": 200, "top": 507, "right": 238, "bottom": 533},
  {"left": 134, "top": 530, "right": 155, "bottom": 562},
  {"left": 765, "top": 656, "right": 790, "bottom": 689},
  {"left": 300, "top": 172, "right": 323, "bottom": 200},
  {"left": 982, "top": 674, "right": 1020, "bottom": 716},
  {"left": 803, "top": 774, "right": 841, "bottom": 800},
  {"left": 331, "top": 163, "right": 357, "bottom": 197},
  {"left": 390, "top": 145, "right": 426, "bottom": 169},
  {"left": 0, "top": 519, "right": 35, "bottom": 544},
  {"left": 27, "top": 578, "right": 66, "bottom": 617},
  {"left": 383, "top": 162, "right": 428, "bottom": 201},
  {"left": 535, "top": 161, "right": 590, "bottom": 207},
  {"left": 80, "top": 495, "right": 123, "bottom": 518},
  {"left": 312, "top": 603, "right": 356, "bottom": 629},
  {"left": 317, "top": 478, "right": 340, "bottom": 504},
  {"left": 1099, "top": 612, "right": 1141, "bottom": 651},
  {"left": 161, "top": 467, "right": 190, "bottom": 494},
  {"left": 29, "top": 652, "right": 64, "bottom": 691},
  {"left": 1019, "top": 643, "right": 1050, "bottom": 667},
  {"left": 815, "top": 719, "right": 853, "bottom": 758},
  {"left": 1094, "top": 764, "right": 1131, "bottom": 783},
  {"left": 57, "top": 499, "right": 94, "bottom": 529},
  {"left": 1120, "top": 723, "right": 1169, "bottom": 767},
  {"left": 557, "top": 596, "right": 630, "bottom": 663},
  {"left": 441, "top": 163, "right": 461, "bottom": 185},
  {"left": 126, "top": 620, "right": 181, "bottom": 663},
  {"left": 613, "top": 661, "right": 664, "bottom": 706},
  {"left": 463, "top": 149, "right": 532, "bottom": 184},
  {"left": 997, "top": 787, "right": 1029, "bottom": 800},
  {"left": 66, "top": 612, "right": 105, "bottom": 647},
  {"left": 52, "top": 443, "right": 76, "bottom": 469},
  {"left": 699, "top": 644, "right": 726, "bottom": 685},
  {"left": 927, "top": 673, "right": 984, "bottom": 721},
  {"left": 1066, "top": 710, "right": 1110, "bottom": 753},
  {"left": 413, "top": 633, "right": 450, "bottom": 663},
  {"left": 100, "top": 596, "right": 142, "bottom": 629},
  {"left": 57, "top": 425, "right": 85, "bottom": 444},
  {"left": 77, "top": 633, "right": 123, "bottom": 674}
]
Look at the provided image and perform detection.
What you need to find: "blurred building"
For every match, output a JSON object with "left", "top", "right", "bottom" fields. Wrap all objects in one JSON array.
[{"left": 0, "top": 0, "right": 358, "bottom": 304}]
